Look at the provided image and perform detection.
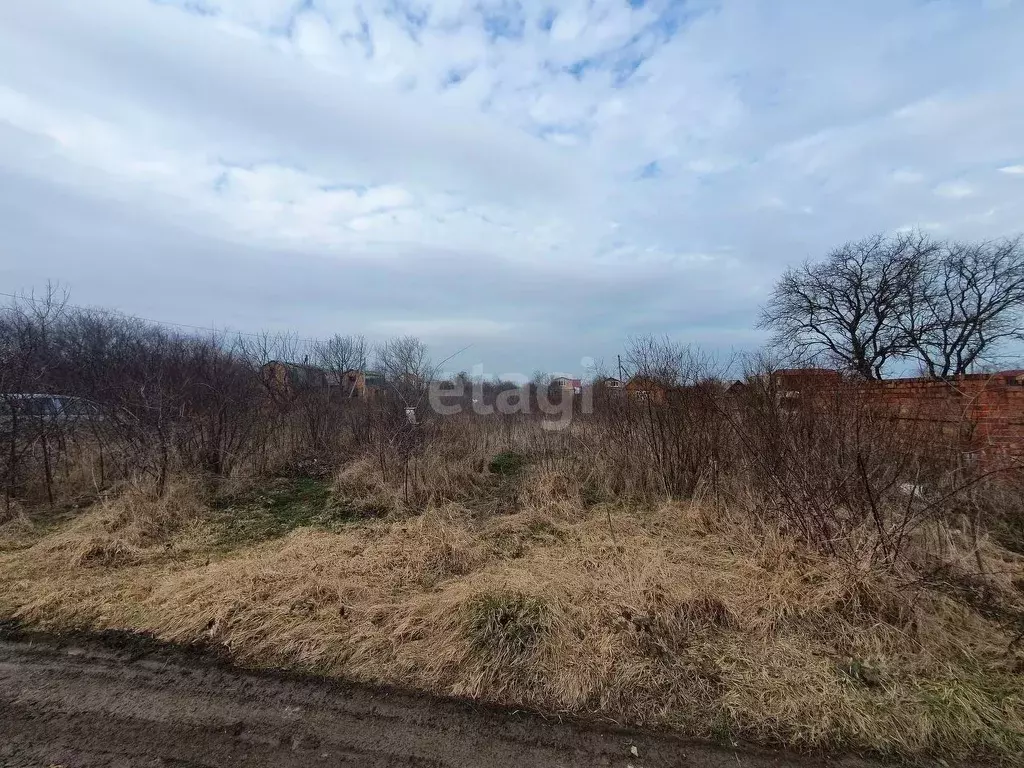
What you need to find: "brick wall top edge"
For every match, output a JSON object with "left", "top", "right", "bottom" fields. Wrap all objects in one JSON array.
[{"left": 874, "top": 373, "right": 1022, "bottom": 385}]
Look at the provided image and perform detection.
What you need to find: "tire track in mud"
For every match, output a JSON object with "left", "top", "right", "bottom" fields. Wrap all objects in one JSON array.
[{"left": 0, "top": 632, "right": 875, "bottom": 768}]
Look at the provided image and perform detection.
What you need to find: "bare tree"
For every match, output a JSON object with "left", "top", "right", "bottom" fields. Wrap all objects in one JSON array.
[
  {"left": 313, "top": 334, "right": 367, "bottom": 380},
  {"left": 900, "top": 237, "right": 1024, "bottom": 378},
  {"left": 759, "top": 233, "right": 930, "bottom": 379},
  {"left": 530, "top": 370, "right": 552, "bottom": 387},
  {"left": 376, "top": 336, "right": 434, "bottom": 402},
  {"left": 624, "top": 335, "right": 718, "bottom": 385}
]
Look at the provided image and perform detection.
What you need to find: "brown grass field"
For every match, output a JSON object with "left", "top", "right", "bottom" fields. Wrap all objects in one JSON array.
[{"left": 3, "top": 407, "right": 1024, "bottom": 766}]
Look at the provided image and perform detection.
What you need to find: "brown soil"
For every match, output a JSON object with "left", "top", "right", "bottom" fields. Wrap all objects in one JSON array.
[{"left": 0, "top": 631, "right": 876, "bottom": 768}]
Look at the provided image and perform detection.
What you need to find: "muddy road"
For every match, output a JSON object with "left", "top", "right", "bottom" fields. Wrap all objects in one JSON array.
[{"left": 0, "top": 631, "right": 873, "bottom": 768}]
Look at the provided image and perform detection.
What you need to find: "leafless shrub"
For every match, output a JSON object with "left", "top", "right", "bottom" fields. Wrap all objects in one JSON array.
[{"left": 3, "top": 291, "right": 1021, "bottom": 576}]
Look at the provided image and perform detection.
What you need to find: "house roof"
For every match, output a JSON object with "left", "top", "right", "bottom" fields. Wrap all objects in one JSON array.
[{"left": 551, "top": 376, "right": 582, "bottom": 387}]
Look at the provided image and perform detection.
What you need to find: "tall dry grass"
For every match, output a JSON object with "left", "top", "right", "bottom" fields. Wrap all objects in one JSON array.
[
  {"left": 3, "top": 491, "right": 1022, "bottom": 761},
  {"left": 30, "top": 476, "right": 211, "bottom": 568},
  {"left": 3, "top": 385, "right": 1024, "bottom": 762}
]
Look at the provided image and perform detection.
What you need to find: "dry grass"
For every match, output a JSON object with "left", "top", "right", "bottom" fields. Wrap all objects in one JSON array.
[
  {"left": 2, "top": 466, "right": 1023, "bottom": 764},
  {"left": 28, "top": 476, "right": 212, "bottom": 569},
  {"left": 0, "top": 503, "right": 40, "bottom": 551},
  {"left": 8, "top": 292, "right": 1024, "bottom": 762},
  {"left": 333, "top": 417, "right": 502, "bottom": 515}
]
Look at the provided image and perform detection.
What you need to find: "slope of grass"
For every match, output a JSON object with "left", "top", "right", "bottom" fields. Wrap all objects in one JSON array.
[{"left": 2, "top": 472, "right": 1023, "bottom": 765}]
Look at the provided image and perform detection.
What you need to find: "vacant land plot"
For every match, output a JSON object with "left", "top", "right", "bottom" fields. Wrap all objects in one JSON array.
[
  {"left": 2, "top": 445, "right": 1023, "bottom": 765},
  {"left": 3, "top": 305, "right": 1024, "bottom": 765}
]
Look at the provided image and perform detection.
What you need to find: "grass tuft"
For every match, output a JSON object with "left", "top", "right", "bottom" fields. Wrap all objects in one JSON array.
[
  {"left": 488, "top": 451, "right": 527, "bottom": 477},
  {"left": 73, "top": 535, "right": 139, "bottom": 568},
  {"left": 465, "top": 591, "right": 551, "bottom": 661}
]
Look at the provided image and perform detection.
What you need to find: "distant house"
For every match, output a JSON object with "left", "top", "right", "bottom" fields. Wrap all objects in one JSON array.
[
  {"left": 593, "top": 377, "right": 625, "bottom": 401},
  {"left": 261, "top": 362, "right": 385, "bottom": 399},
  {"left": 550, "top": 376, "right": 583, "bottom": 395},
  {"left": 624, "top": 376, "right": 669, "bottom": 404},
  {"left": 261, "top": 361, "right": 330, "bottom": 394},
  {"left": 392, "top": 371, "right": 426, "bottom": 389},
  {"left": 339, "top": 369, "right": 385, "bottom": 398},
  {"left": 724, "top": 380, "right": 747, "bottom": 396},
  {"left": 773, "top": 368, "right": 841, "bottom": 390},
  {"left": 995, "top": 369, "right": 1024, "bottom": 381}
]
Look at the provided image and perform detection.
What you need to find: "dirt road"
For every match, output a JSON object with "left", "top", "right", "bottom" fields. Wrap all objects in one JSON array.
[{"left": 0, "top": 631, "right": 873, "bottom": 768}]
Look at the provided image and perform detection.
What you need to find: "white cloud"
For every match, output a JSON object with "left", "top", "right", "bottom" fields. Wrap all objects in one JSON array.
[
  {"left": 890, "top": 169, "right": 925, "bottom": 184},
  {"left": 934, "top": 181, "right": 976, "bottom": 199},
  {"left": 2, "top": 0, "right": 1024, "bottom": 372}
]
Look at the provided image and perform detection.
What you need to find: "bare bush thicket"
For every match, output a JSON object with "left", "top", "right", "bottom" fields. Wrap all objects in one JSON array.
[
  {"left": 0, "top": 291, "right": 385, "bottom": 511},
  {"left": 586, "top": 336, "right": 1020, "bottom": 567},
  {"left": 2, "top": 292, "right": 1021, "bottom": 574},
  {"left": 4, "top": 296, "right": 1024, "bottom": 761}
]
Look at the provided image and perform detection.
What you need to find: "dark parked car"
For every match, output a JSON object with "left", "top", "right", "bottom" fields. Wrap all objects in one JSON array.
[{"left": 0, "top": 394, "right": 106, "bottom": 435}]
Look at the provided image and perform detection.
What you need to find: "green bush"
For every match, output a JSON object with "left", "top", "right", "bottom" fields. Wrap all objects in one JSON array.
[{"left": 488, "top": 451, "right": 527, "bottom": 477}]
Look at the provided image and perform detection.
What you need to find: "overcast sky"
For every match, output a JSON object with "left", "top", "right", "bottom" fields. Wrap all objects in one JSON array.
[{"left": 1, "top": 0, "right": 1023, "bottom": 377}]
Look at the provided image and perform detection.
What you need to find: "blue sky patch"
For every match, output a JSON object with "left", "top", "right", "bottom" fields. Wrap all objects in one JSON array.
[
  {"left": 481, "top": 1, "right": 526, "bottom": 41},
  {"left": 638, "top": 161, "right": 662, "bottom": 180}
]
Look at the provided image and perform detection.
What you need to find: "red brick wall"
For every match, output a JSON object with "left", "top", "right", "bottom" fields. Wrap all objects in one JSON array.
[{"left": 856, "top": 372, "right": 1024, "bottom": 466}]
